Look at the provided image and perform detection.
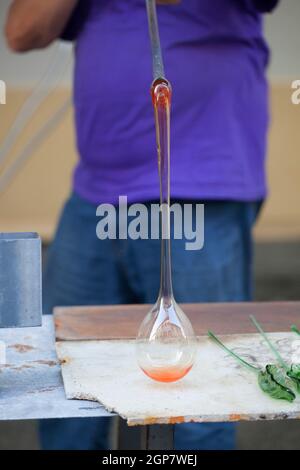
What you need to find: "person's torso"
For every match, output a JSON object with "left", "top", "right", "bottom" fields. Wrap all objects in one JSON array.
[{"left": 72, "top": 0, "right": 269, "bottom": 203}]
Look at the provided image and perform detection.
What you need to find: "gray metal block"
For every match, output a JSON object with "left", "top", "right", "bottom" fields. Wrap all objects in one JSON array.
[{"left": 0, "top": 233, "right": 42, "bottom": 328}]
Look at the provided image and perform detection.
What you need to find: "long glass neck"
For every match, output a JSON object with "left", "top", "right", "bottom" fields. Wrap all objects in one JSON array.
[{"left": 152, "top": 79, "right": 173, "bottom": 302}]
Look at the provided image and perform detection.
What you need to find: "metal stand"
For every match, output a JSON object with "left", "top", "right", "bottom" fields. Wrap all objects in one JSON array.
[
  {"left": 140, "top": 424, "right": 174, "bottom": 450},
  {"left": 0, "top": 232, "right": 42, "bottom": 328}
]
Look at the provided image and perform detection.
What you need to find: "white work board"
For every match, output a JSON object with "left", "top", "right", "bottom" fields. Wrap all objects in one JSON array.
[{"left": 57, "top": 332, "right": 300, "bottom": 426}]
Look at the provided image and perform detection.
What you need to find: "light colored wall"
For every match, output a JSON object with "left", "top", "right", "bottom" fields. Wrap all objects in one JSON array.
[
  {"left": 0, "top": 89, "right": 76, "bottom": 239},
  {"left": 0, "top": 1, "right": 300, "bottom": 241},
  {"left": 255, "top": 0, "right": 300, "bottom": 240},
  {"left": 254, "top": 82, "right": 300, "bottom": 241},
  {"left": 264, "top": 0, "right": 300, "bottom": 80},
  {"left": 0, "top": 0, "right": 72, "bottom": 87}
]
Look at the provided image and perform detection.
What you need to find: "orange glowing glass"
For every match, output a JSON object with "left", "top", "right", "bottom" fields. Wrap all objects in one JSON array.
[{"left": 136, "top": 79, "right": 197, "bottom": 383}]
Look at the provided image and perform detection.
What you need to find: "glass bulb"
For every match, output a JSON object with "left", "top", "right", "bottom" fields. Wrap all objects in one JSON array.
[
  {"left": 136, "top": 76, "right": 197, "bottom": 382},
  {"left": 136, "top": 296, "right": 197, "bottom": 382}
]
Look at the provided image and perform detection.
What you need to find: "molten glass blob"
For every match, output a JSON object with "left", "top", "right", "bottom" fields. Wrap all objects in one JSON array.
[
  {"left": 136, "top": 297, "right": 197, "bottom": 382},
  {"left": 136, "top": 77, "right": 197, "bottom": 383}
]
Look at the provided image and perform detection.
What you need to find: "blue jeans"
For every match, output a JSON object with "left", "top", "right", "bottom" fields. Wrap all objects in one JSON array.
[{"left": 40, "top": 193, "right": 260, "bottom": 450}]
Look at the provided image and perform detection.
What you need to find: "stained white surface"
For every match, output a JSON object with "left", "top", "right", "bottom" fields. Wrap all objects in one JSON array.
[
  {"left": 57, "top": 332, "right": 300, "bottom": 426},
  {"left": 0, "top": 341, "right": 5, "bottom": 364},
  {"left": 0, "top": 316, "right": 111, "bottom": 421}
]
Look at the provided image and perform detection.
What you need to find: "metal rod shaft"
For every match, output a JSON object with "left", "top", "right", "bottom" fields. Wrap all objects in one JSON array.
[
  {"left": 141, "top": 424, "right": 174, "bottom": 450},
  {"left": 145, "top": 0, "right": 165, "bottom": 80}
]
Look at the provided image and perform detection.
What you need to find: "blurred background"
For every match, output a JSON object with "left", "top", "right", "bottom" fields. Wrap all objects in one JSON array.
[{"left": 0, "top": 0, "right": 300, "bottom": 450}]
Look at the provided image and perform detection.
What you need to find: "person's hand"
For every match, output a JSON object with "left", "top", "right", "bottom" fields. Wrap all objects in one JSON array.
[{"left": 5, "top": 0, "right": 78, "bottom": 52}]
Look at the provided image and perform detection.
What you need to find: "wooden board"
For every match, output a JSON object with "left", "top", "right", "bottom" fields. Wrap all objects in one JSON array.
[
  {"left": 54, "top": 301, "right": 300, "bottom": 341},
  {"left": 57, "top": 332, "right": 300, "bottom": 426}
]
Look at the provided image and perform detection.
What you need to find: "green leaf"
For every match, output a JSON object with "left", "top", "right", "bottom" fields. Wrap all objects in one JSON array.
[
  {"left": 291, "top": 325, "right": 300, "bottom": 336},
  {"left": 258, "top": 366, "right": 296, "bottom": 402},
  {"left": 287, "top": 365, "right": 300, "bottom": 392},
  {"left": 251, "top": 316, "right": 300, "bottom": 395},
  {"left": 207, "top": 330, "right": 260, "bottom": 373},
  {"left": 208, "top": 330, "right": 296, "bottom": 403},
  {"left": 289, "top": 364, "right": 300, "bottom": 378},
  {"left": 250, "top": 315, "right": 288, "bottom": 370},
  {"left": 267, "top": 365, "right": 296, "bottom": 392}
]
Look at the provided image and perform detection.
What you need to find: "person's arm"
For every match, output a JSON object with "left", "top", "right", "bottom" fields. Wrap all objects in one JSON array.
[{"left": 5, "top": 0, "right": 79, "bottom": 52}]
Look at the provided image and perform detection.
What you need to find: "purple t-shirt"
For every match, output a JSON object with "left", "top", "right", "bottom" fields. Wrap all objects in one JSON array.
[{"left": 63, "top": 0, "right": 278, "bottom": 205}]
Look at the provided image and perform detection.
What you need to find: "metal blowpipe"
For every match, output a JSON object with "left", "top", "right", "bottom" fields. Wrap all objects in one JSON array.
[{"left": 145, "top": 0, "right": 166, "bottom": 81}]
